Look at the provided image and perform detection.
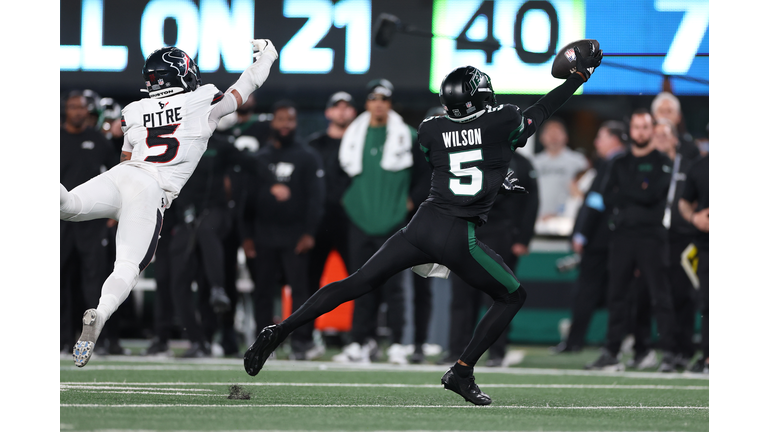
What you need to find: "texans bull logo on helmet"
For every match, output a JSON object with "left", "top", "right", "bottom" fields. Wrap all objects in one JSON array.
[{"left": 162, "top": 51, "right": 193, "bottom": 86}]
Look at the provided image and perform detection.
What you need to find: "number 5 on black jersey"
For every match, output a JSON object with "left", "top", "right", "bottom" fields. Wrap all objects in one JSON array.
[{"left": 449, "top": 149, "right": 484, "bottom": 196}]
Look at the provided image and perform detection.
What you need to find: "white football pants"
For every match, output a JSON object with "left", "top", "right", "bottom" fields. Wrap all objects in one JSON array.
[{"left": 60, "top": 164, "right": 165, "bottom": 321}]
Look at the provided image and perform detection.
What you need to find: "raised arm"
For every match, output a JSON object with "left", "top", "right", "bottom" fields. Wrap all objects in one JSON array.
[
  {"left": 228, "top": 39, "right": 278, "bottom": 107},
  {"left": 208, "top": 39, "right": 279, "bottom": 129},
  {"left": 522, "top": 47, "right": 603, "bottom": 132}
]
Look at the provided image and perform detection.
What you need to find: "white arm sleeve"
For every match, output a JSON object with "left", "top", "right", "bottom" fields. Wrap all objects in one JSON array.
[
  {"left": 207, "top": 92, "right": 240, "bottom": 131},
  {"left": 228, "top": 52, "right": 277, "bottom": 104}
]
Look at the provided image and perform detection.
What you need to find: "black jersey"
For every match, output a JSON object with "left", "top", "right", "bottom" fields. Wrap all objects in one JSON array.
[{"left": 418, "top": 104, "right": 533, "bottom": 224}]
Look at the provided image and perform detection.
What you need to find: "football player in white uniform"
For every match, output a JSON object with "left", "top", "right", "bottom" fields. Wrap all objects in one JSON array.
[{"left": 60, "top": 39, "right": 281, "bottom": 367}]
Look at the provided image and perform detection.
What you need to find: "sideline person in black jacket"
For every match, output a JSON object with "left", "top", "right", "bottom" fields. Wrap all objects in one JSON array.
[
  {"left": 241, "top": 100, "right": 325, "bottom": 360},
  {"left": 584, "top": 109, "right": 678, "bottom": 372}
]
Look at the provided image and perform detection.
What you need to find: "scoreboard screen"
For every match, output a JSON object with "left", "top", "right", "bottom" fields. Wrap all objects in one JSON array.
[{"left": 60, "top": 0, "right": 709, "bottom": 97}]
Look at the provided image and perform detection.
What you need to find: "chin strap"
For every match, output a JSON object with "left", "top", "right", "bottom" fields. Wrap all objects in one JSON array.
[
  {"left": 447, "top": 109, "right": 487, "bottom": 124},
  {"left": 148, "top": 86, "right": 186, "bottom": 99}
]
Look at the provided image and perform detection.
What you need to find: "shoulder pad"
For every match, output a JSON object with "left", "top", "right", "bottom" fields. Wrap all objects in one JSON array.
[{"left": 186, "top": 84, "right": 221, "bottom": 105}]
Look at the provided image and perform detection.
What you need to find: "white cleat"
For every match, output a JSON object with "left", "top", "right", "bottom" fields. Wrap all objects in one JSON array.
[{"left": 73, "top": 309, "right": 105, "bottom": 368}]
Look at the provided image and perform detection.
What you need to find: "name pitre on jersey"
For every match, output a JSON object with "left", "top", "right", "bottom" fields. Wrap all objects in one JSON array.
[
  {"left": 418, "top": 103, "right": 534, "bottom": 223},
  {"left": 120, "top": 84, "right": 224, "bottom": 207}
]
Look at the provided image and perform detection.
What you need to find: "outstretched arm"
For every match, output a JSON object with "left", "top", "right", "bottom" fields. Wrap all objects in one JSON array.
[
  {"left": 228, "top": 39, "right": 279, "bottom": 107},
  {"left": 522, "top": 47, "right": 603, "bottom": 131},
  {"left": 208, "top": 39, "right": 279, "bottom": 129}
]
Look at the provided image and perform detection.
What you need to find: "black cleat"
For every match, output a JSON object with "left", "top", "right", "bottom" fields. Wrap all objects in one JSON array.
[
  {"left": 244, "top": 325, "right": 282, "bottom": 376},
  {"left": 441, "top": 368, "right": 492, "bottom": 405}
]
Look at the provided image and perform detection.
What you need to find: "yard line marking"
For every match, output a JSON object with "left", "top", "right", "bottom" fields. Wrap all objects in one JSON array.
[
  {"left": 60, "top": 403, "right": 709, "bottom": 410},
  {"left": 58, "top": 429, "right": 690, "bottom": 432},
  {"left": 63, "top": 391, "right": 223, "bottom": 397},
  {"left": 60, "top": 385, "right": 213, "bottom": 392},
  {"left": 60, "top": 382, "right": 708, "bottom": 390},
  {"left": 60, "top": 360, "right": 709, "bottom": 380}
]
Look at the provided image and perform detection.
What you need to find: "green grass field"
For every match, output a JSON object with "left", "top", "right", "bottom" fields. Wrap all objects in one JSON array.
[{"left": 60, "top": 344, "right": 709, "bottom": 431}]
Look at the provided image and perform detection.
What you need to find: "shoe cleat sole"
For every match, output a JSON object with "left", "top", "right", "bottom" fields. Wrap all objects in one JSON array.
[
  {"left": 73, "top": 309, "right": 103, "bottom": 368},
  {"left": 73, "top": 341, "right": 95, "bottom": 367}
]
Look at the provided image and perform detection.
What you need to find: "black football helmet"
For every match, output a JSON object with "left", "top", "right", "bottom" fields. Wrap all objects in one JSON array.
[
  {"left": 439, "top": 66, "right": 497, "bottom": 122},
  {"left": 142, "top": 47, "right": 201, "bottom": 98}
]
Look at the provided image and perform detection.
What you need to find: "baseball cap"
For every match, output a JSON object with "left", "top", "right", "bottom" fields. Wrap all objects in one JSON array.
[
  {"left": 366, "top": 78, "right": 394, "bottom": 99},
  {"left": 326, "top": 91, "right": 354, "bottom": 108}
]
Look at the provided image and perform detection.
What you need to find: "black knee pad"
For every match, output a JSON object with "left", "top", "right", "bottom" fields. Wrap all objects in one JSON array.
[
  {"left": 496, "top": 285, "right": 527, "bottom": 305},
  {"left": 515, "top": 285, "right": 527, "bottom": 304}
]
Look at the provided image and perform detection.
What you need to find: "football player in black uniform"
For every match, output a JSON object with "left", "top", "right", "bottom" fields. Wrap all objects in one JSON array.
[{"left": 244, "top": 48, "right": 603, "bottom": 405}]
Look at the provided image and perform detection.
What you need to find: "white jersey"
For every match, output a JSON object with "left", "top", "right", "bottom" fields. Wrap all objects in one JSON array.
[{"left": 120, "top": 84, "right": 226, "bottom": 206}]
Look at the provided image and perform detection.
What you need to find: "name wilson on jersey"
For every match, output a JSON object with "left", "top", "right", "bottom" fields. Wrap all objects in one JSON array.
[{"left": 442, "top": 128, "right": 482, "bottom": 148}]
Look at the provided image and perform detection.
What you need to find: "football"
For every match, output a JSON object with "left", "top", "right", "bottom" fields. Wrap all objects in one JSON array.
[{"left": 551, "top": 39, "right": 600, "bottom": 79}]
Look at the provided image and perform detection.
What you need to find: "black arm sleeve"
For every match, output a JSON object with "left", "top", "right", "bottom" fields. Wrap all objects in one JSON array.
[
  {"left": 519, "top": 183, "right": 538, "bottom": 246},
  {"left": 522, "top": 74, "right": 584, "bottom": 130},
  {"left": 515, "top": 158, "right": 539, "bottom": 246}
]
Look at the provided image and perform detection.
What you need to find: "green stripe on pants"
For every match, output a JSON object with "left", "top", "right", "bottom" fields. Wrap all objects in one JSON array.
[{"left": 467, "top": 222, "right": 520, "bottom": 293}]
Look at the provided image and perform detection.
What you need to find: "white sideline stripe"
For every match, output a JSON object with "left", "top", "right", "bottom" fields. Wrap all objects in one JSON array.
[
  {"left": 60, "top": 403, "right": 708, "bottom": 410},
  {"left": 64, "top": 391, "right": 223, "bottom": 397},
  {"left": 60, "top": 385, "right": 213, "bottom": 392},
  {"left": 60, "top": 360, "right": 709, "bottom": 380},
  {"left": 61, "top": 423, "right": 676, "bottom": 432},
  {"left": 60, "top": 382, "right": 708, "bottom": 390}
]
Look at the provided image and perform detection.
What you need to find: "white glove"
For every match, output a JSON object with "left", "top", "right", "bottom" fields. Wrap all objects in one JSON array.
[{"left": 251, "top": 39, "right": 278, "bottom": 63}]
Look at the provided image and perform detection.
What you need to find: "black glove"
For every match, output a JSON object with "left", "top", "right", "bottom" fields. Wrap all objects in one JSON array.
[
  {"left": 574, "top": 45, "right": 603, "bottom": 82},
  {"left": 500, "top": 170, "right": 528, "bottom": 194}
]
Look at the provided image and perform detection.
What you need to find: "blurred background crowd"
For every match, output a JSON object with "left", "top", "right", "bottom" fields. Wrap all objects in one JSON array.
[{"left": 60, "top": 0, "right": 710, "bottom": 374}]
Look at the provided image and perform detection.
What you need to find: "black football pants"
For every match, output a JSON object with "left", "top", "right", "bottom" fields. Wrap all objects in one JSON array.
[
  {"left": 448, "top": 223, "right": 518, "bottom": 361},
  {"left": 278, "top": 203, "right": 527, "bottom": 366}
]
